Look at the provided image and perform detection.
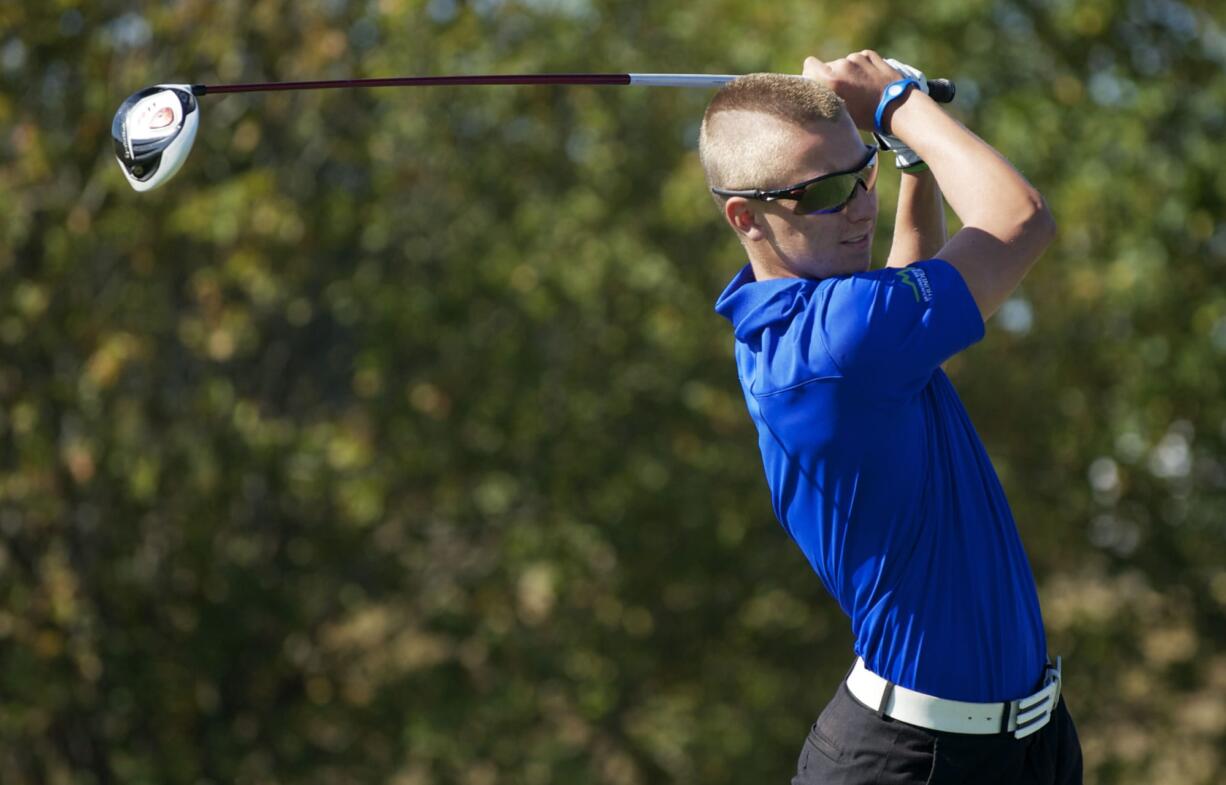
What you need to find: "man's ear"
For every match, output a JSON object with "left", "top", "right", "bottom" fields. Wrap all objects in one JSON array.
[{"left": 724, "top": 197, "right": 766, "bottom": 241}]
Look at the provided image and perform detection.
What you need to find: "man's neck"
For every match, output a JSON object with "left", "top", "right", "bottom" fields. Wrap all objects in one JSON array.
[{"left": 747, "top": 253, "right": 797, "bottom": 282}]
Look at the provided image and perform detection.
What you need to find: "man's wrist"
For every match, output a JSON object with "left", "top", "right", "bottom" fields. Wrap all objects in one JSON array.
[
  {"left": 882, "top": 90, "right": 934, "bottom": 148},
  {"left": 874, "top": 78, "right": 922, "bottom": 135}
]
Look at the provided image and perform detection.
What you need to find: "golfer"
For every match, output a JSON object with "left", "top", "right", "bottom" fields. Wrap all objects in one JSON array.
[{"left": 700, "top": 52, "right": 1082, "bottom": 784}]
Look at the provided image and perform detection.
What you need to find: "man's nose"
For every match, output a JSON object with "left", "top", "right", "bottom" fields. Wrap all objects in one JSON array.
[{"left": 844, "top": 180, "right": 876, "bottom": 222}]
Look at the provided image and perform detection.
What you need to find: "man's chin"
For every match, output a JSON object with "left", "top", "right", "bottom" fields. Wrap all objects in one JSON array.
[
  {"left": 831, "top": 247, "right": 874, "bottom": 276},
  {"left": 783, "top": 243, "right": 874, "bottom": 279}
]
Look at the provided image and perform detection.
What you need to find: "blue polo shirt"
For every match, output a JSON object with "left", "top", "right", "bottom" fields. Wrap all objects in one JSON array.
[{"left": 715, "top": 259, "right": 1046, "bottom": 703}]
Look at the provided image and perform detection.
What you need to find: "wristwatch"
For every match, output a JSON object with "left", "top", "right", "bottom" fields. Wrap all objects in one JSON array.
[{"left": 874, "top": 77, "right": 923, "bottom": 135}]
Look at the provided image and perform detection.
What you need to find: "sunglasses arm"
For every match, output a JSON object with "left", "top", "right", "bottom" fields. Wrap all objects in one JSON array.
[{"left": 710, "top": 186, "right": 791, "bottom": 202}]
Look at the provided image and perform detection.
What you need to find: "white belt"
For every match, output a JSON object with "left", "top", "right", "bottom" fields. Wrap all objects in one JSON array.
[{"left": 845, "top": 657, "right": 1062, "bottom": 739}]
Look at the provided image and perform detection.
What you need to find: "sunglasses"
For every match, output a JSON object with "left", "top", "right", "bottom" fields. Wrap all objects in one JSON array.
[{"left": 711, "top": 145, "right": 879, "bottom": 215}]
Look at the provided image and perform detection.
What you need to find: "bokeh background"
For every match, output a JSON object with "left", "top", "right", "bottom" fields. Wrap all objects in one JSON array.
[{"left": 3, "top": 0, "right": 1225, "bottom": 783}]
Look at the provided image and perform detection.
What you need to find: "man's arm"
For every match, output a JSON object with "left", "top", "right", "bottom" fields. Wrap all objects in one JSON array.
[
  {"left": 888, "top": 94, "right": 1055, "bottom": 320},
  {"left": 886, "top": 168, "right": 946, "bottom": 269},
  {"left": 806, "top": 52, "right": 1056, "bottom": 320}
]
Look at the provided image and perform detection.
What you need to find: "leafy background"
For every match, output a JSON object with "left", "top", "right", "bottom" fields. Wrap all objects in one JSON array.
[{"left": 2, "top": 0, "right": 1225, "bottom": 782}]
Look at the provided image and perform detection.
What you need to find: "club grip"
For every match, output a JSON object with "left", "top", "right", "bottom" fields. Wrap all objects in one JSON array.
[{"left": 926, "top": 78, "right": 956, "bottom": 104}]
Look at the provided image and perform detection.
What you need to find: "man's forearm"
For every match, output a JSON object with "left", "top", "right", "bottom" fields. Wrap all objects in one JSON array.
[
  {"left": 887, "top": 93, "right": 1047, "bottom": 237},
  {"left": 886, "top": 168, "right": 946, "bottom": 269},
  {"left": 886, "top": 92, "right": 1056, "bottom": 319}
]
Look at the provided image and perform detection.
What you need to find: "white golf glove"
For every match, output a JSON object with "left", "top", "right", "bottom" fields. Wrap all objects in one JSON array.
[{"left": 874, "top": 58, "right": 928, "bottom": 171}]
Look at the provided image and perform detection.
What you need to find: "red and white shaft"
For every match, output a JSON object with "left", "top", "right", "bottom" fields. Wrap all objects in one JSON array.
[{"left": 192, "top": 73, "right": 742, "bottom": 95}]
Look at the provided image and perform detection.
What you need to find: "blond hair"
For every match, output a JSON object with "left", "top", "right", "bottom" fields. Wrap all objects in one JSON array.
[{"left": 698, "top": 73, "right": 845, "bottom": 203}]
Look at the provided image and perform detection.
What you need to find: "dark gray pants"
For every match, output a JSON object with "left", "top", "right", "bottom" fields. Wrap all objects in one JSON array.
[{"left": 791, "top": 680, "right": 1083, "bottom": 784}]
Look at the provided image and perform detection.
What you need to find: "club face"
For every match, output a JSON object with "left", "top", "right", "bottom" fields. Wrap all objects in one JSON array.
[{"left": 112, "top": 85, "right": 199, "bottom": 192}]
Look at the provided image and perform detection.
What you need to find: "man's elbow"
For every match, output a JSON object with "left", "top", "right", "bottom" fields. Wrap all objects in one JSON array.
[
  {"left": 1023, "top": 196, "right": 1057, "bottom": 252},
  {"left": 1008, "top": 195, "right": 1057, "bottom": 261}
]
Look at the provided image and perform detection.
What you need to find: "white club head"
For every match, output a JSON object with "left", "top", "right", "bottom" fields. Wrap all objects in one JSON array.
[{"left": 112, "top": 84, "right": 200, "bottom": 192}]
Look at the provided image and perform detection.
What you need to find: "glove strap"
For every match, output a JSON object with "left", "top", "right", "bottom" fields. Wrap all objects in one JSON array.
[
  {"left": 873, "top": 131, "right": 928, "bottom": 172},
  {"left": 874, "top": 77, "right": 922, "bottom": 135}
]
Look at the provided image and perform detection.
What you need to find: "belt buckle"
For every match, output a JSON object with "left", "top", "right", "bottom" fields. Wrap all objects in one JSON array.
[{"left": 1011, "top": 656, "right": 1062, "bottom": 740}]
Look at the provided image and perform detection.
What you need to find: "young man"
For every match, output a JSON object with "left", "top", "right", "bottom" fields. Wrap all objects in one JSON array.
[{"left": 701, "top": 51, "right": 1082, "bottom": 784}]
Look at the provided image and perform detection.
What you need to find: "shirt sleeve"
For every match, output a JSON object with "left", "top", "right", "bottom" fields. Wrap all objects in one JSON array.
[{"left": 818, "top": 259, "right": 985, "bottom": 396}]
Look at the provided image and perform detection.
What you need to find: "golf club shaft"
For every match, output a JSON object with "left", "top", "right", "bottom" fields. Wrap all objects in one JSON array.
[{"left": 192, "top": 73, "right": 957, "bottom": 102}]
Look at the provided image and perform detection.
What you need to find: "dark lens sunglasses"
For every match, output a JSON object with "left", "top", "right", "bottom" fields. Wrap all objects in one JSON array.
[{"left": 711, "top": 145, "right": 878, "bottom": 215}]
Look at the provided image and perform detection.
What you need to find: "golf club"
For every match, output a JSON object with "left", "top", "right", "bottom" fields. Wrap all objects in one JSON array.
[{"left": 112, "top": 72, "right": 956, "bottom": 192}]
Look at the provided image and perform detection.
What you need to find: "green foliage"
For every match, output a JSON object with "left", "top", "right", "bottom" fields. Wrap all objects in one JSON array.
[{"left": 2, "top": 0, "right": 1225, "bottom": 782}]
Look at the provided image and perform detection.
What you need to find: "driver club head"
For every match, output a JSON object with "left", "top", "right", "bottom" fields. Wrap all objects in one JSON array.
[{"left": 112, "top": 84, "right": 200, "bottom": 192}]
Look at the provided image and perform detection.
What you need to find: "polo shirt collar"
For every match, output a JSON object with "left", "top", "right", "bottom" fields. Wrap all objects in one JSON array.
[{"left": 714, "top": 264, "right": 817, "bottom": 341}]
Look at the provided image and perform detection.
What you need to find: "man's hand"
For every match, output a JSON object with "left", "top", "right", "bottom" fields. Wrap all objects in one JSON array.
[{"left": 803, "top": 51, "right": 902, "bottom": 132}]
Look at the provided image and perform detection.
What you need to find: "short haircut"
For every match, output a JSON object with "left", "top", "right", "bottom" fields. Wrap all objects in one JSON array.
[{"left": 698, "top": 73, "right": 845, "bottom": 205}]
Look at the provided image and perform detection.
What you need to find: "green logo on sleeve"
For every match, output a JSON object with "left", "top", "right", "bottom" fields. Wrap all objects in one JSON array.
[
  {"left": 894, "top": 267, "right": 934, "bottom": 303},
  {"left": 896, "top": 269, "right": 922, "bottom": 302}
]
